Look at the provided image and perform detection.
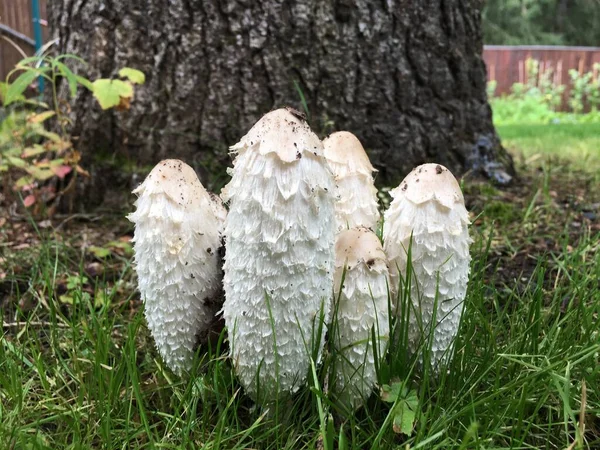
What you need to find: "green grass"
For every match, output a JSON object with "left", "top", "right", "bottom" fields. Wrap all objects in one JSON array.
[
  {"left": 497, "top": 123, "right": 600, "bottom": 170},
  {"left": 1, "top": 125, "right": 600, "bottom": 449}
]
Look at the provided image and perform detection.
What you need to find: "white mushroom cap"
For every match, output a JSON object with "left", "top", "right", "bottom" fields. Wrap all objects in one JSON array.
[
  {"left": 322, "top": 132, "right": 380, "bottom": 232},
  {"left": 389, "top": 163, "right": 464, "bottom": 209},
  {"left": 133, "top": 159, "right": 211, "bottom": 209},
  {"left": 323, "top": 131, "right": 376, "bottom": 178},
  {"left": 335, "top": 227, "right": 387, "bottom": 271},
  {"left": 228, "top": 108, "right": 323, "bottom": 163}
]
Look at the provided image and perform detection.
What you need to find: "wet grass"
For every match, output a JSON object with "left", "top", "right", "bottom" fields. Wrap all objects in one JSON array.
[
  {"left": 497, "top": 122, "right": 600, "bottom": 172},
  {"left": 1, "top": 127, "right": 599, "bottom": 449}
]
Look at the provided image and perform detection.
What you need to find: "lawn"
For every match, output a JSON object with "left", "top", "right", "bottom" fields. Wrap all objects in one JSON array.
[
  {"left": 0, "top": 125, "right": 599, "bottom": 449},
  {"left": 497, "top": 122, "right": 600, "bottom": 171}
]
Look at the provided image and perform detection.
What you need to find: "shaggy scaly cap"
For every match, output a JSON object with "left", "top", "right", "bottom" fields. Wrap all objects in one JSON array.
[
  {"left": 332, "top": 228, "right": 390, "bottom": 411},
  {"left": 221, "top": 108, "right": 336, "bottom": 402},
  {"left": 323, "top": 132, "right": 380, "bottom": 231},
  {"left": 383, "top": 163, "right": 471, "bottom": 370},
  {"left": 128, "top": 159, "right": 224, "bottom": 375}
]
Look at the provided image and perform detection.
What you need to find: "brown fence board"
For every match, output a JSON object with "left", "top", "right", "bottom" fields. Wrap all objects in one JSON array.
[
  {"left": 0, "top": 0, "right": 47, "bottom": 83},
  {"left": 483, "top": 45, "right": 600, "bottom": 108}
]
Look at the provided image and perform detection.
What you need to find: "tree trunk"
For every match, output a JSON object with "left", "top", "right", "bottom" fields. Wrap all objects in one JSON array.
[{"left": 49, "top": 0, "right": 514, "bottom": 207}]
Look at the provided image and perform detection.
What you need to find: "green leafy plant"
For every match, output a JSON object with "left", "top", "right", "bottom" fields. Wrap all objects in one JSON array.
[
  {"left": 0, "top": 54, "right": 144, "bottom": 215},
  {"left": 380, "top": 380, "right": 419, "bottom": 436},
  {"left": 568, "top": 69, "right": 593, "bottom": 114}
]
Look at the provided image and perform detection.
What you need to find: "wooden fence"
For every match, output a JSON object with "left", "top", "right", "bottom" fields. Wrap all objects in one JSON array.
[
  {"left": 483, "top": 45, "right": 600, "bottom": 101},
  {"left": 0, "top": 0, "right": 48, "bottom": 83}
]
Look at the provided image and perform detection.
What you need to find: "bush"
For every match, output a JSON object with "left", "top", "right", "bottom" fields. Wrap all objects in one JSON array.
[
  {"left": 489, "top": 59, "right": 600, "bottom": 125},
  {"left": 0, "top": 54, "right": 144, "bottom": 216}
]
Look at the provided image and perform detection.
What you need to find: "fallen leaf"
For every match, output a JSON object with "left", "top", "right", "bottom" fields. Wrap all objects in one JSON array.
[
  {"left": 88, "top": 246, "right": 111, "bottom": 258},
  {"left": 23, "top": 195, "right": 36, "bottom": 207}
]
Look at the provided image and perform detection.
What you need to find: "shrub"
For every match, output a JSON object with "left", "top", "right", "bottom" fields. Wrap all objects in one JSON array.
[{"left": 0, "top": 54, "right": 144, "bottom": 216}]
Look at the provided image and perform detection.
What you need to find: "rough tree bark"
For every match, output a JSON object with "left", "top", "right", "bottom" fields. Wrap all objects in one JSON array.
[{"left": 49, "top": 0, "right": 514, "bottom": 206}]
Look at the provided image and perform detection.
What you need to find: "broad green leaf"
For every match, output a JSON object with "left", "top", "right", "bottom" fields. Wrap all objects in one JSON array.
[
  {"left": 4, "top": 147, "right": 22, "bottom": 157},
  {"left": 392, "top": 403, "right": 416, "bottom": 436},
  {"left": 380, "top": 382, "right": 419, "bottom": 436},
  {"left": 94, "top": 291, "right": 110, "bottom": 308},
  {"left": 49, "top": 158, "right": 65, "bottom": 167},
  {"left": 118, "top": 68, "right": 145, "bottom": 84},
  {"left": 22, "top": 145, "right": 47, "bottom": 158},
  {"left": 91, "top": 79, "right": 133, "bottom": 110},
  {"left": 36, "top": 129, "right": 62, "bottom": 143},
  {"left": 27, "top": 166, "right": 55, "bottom": 181},
  {"left": 27, "top": 111, "right": 56, "bottom": 124},
  {"left": 56, "top": 62, "right": 79, "bottom": 97},
  {"left": 7, "top": 156, "right": 27, "bottom": 168},
  {"left": 66, "top": 275, "right": 88, "bottom": 289},
  {"left": 380, "top": 382, "right": 403, "bottom": 403},
  {"left": 15, "top": 175, "right": 34, "bottom": 188},
  {"left": 4, "top": 70, "right": 39, "bottom": 105},
  {"left": 89, "top": 246, "right": 111, "bottom": 258},
  {"left": 59, "top": 295, "right": 75, "bottom": 305},
  {"left": 393, "top": 389, "right": 418, "bottom": 436}
]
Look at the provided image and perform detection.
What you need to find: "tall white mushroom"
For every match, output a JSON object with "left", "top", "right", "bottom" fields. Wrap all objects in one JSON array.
[
  {"left": 323, "top": 131, "right": 380, "bottom": 232},
  {"left": 331, "top": 228, "right": 390, "bottom": 411},
  {"left": 128, "top": 159, "right": 224, "bottom": 375},
  {"left": 383, "top": 163, "right": 471, "bottom": 370},
  {"left": 221, "top": 108, "right": 336, "bottom": 403}
]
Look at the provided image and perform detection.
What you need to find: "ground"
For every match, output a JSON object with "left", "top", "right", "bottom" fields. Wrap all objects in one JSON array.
[{"left": 0, "top": 124, "right": 599, "bottom": 449}]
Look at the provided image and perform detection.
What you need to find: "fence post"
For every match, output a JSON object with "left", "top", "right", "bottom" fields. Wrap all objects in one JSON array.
[{"left": 31, "top": 0, "right": 44, "bottom": 92}]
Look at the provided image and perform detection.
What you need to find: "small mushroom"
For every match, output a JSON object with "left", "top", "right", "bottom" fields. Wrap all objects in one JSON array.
[
  {"left": 383, "top": 163, "right": 472, "bottom": 370},
  {"left": 331, "top": 228, "right": 390, "bottom": 412},
  {"left": 323, "top": 131, "right": 380, "bottom": 232},
  {"left": 221, "top": 108, "right": 336, "bottom": 403},
  {"left": 127, "top": 159, "right": 223, "bottom": 375}
]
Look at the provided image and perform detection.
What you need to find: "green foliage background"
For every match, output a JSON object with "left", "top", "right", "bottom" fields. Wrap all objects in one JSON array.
[{"left": 483, "top": 0, "right": 600, "bottom": 46}]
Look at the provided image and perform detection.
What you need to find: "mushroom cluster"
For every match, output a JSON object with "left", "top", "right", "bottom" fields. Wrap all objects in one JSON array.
[{"left": 128, "top": 108, "right": 472, "bottom": 407}]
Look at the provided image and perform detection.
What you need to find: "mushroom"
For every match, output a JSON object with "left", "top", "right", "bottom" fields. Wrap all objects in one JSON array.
[
  {"left": 331, "top": 227, "right": 390, "bottom": 411},
  {"left": 323, "top": 131, "right": 380, "bottom": 232},
  {"left": 128, "top": 159, "right": 224, "bottom": 375},
  {"left": 221, "top": 108, "right": 336, "bottom": 403},
  {"left": 382, "top": 163, "right": 472, "bottom": 370}
]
